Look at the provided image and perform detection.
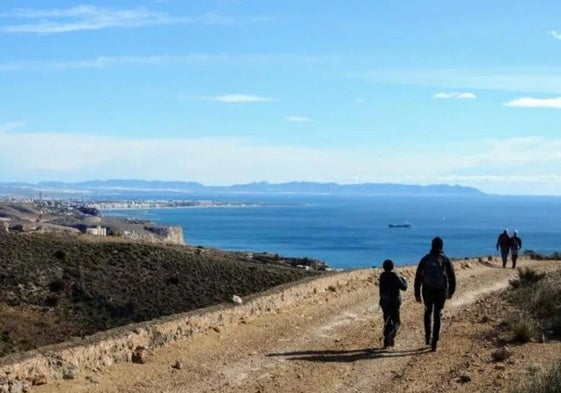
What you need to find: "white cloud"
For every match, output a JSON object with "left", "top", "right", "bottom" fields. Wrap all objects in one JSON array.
[
  {"left": 356, "top": 68, "right": 561, "bottom": 94},
  {"left": 0, "top": 6, "right": 231, "bottom": 34},
  {"left": 503, "top": 97, "right": 561, "bottom": 108},
  {"left": 0, "top": 54, "right": 324, "bottom": 73},
  {"left": 213, "top": 94, "right": 274, "bottom": 103},
  {"left": 1, "top": 130, "right": 561, "bottom": 195},
  {"left": 549, "top": 30, "right": 561, "bottom": 41},
  {"left": 179, "top": 94, "right": 275, "bottom": 103},
  {"left": 285, "top": 116, "right": 312, "bottom": 122},
  {"left": 434, "top": 92, "right": 476, "bottom": 99}
]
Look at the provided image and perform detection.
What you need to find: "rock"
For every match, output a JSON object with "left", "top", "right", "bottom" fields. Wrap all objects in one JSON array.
[
  {"left": 457, "top": 372, "right": 471, "bottom": 383},
  {"left": 9, "top": 380, "right": 23, "bottom": 393},
  {"left": 494, "top": 364, "right": 506, "bottom": 371},
  {"left": 132, "top": 346, "right": 148, "bottom": 364},
  {"left": 32, "top": 374, "right": 48, "bottom": 386},
  {"left": 491, "top": 346, "right": 512, "bottom": 362},
  {"left": 172, "top": 361, "right": 183, "bottom": 370},
  {"left": 63, "top": 368, "right": 77, "bottom": 380},
  {"left": 85, "top": 376, "right": 99, "bottom": 385},
  {"left": 231, "top": 295, "right": 243, "bottom": 305}
]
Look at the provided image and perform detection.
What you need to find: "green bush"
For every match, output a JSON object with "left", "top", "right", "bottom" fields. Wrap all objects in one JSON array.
[{"left": 510, "top": 360, "right": 561, "bottom": 393}]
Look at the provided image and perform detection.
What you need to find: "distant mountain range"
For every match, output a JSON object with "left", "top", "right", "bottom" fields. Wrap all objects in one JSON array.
[{"left": 0, "top": 180, "right": 484, "bottom": 197}]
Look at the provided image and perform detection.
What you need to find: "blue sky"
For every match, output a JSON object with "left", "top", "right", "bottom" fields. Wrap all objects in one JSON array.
[{"left": 1, "top": 1, "right": 561, "bottom": 195}]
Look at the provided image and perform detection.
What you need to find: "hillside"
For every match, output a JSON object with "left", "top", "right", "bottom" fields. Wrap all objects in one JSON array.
[
  {"left": 0, "top": 201, "right": 184, "bottom": 244},
  {"left": 0, "top": 180, "right": 484, "bottom": 197},
  {"left": 0, "top": 233, "right": 321, "bottom": 356}
]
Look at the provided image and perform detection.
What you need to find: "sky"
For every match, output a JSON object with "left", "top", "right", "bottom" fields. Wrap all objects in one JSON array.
[{"left": 1, "top": 1, "right": 561, "bottom": 195}]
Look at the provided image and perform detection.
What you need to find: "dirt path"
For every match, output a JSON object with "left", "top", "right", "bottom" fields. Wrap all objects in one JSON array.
[{"left": 38, "top": 259, "right": 561, "bottom": 393}]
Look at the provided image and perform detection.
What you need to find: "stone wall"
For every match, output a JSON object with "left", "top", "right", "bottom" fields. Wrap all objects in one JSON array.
[{"left": 0, "top": 268, "right": 379, "bottom": 392}]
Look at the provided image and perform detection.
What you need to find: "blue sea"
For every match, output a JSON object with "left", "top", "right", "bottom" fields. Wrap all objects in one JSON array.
[{"left": 103, "top": 194, "right": 561, "bottom": 269}]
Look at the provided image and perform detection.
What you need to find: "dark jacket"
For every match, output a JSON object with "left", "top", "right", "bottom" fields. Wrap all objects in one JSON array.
[
  {"left": 496, "top": 232, "right": 510, "bottom": 252},
  {"left": 414, "top": 250, "right": 456, "bottom": 298},
  {"left": 379, "top": 271, "right": 408, "bottom": 307},
  {"left": 510, "top": 235, "right": 522, "bottom": 252}
]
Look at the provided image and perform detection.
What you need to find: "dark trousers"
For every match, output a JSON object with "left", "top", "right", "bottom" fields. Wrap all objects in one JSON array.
[
  {"left": 511, "top": 251, "right": 519, "bottom": 269},
  {"left": 500, "top": 249, "right": 509, "bottom": 267},
  {"left": 381, "top": 302, "right": 401, "bottom": 347},
  {"left": 422, "top": 287, "right": 447, "bottom": 344}
]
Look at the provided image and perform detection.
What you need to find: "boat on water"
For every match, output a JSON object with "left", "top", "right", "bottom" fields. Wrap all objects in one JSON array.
[{"left": 388, "top": 222, "right": 411, "bottom": 228}]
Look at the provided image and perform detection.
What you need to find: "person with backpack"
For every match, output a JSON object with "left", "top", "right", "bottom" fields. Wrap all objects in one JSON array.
[
  {"left": 378, "top": 259, "right": 408, "bottom": 349},
  {"left": 414, "top": 237, "right": 456, "bottom": 351},
  {"left": 496, "top": 228, "right": 511, "bottom": 268},
  {"left": 509, "top": 230, "right": 523, "bottom": 269}
]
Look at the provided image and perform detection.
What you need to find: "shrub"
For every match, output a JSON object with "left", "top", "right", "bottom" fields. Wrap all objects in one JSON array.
[
  {"left": 528, "top": 280, "right": 561, "bottom": 318},
  {"left": 508, "top": 271, "right": 561, "bottom": 341},
  {"left": 509, "top": 267, "right": 546, "bottom": 289},
  {"left": 48, "top": 278, "right": 66, "bottom": 292},
  {"left": 53, "top": 250, "right": 66, "bottom": 260},
  {"left": 522, "top": 249, "right": 561, "bottom": 261},
  {"left": 1, "top": 331, "right": 12, "bottom": 344},
  {"left": 510, "top": 360, "right": 561, "bottom": 393},
  {"left": 45, "top": 294, "right": 60, "bottom": 307},
  {"left": 509, "top": 314, "right": 538, "bottom": 343}
]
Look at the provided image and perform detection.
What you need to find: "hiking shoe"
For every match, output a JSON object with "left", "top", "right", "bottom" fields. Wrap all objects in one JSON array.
[{"left": 431, "top": 341, "right": 437, "bottom": 352}]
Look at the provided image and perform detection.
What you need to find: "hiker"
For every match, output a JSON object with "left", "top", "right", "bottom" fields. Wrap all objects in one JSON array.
[
  {"left": 378, "top": 259, "right": 407, "bottom": 348},
  {"left": 509, "top": 230, "right": 523, "bottom": 269},
  {"left": 496, "top": 228, "right": 511, "bottom": 268},
  {"left": 414, "top": 237, "right": 456, "bottom": 351}
]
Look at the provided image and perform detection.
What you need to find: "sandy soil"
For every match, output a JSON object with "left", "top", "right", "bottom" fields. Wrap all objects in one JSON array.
[{"left": 37, "top": 258, "right": 561, "bottom": 393}]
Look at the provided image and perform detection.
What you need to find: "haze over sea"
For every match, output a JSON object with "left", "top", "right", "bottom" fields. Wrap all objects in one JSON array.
[{"left": 105, "top": 193, "right": 561, "bottom": 270}]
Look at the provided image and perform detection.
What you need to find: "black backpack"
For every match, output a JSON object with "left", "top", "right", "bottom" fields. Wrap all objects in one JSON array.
[
  {"left": 422, "top": 255, "right": 448, "bottom": 290},
  {"left": 510, "top": 237, "right": 521, "bottom": 252}
]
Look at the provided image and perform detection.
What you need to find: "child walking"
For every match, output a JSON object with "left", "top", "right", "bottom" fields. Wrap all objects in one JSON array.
[{"left": 379, "top": 259, "right": 408, "bottom": 348}]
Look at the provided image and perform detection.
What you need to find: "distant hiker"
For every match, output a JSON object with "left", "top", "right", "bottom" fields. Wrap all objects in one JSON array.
[
  {"left": 509, "top": 230, "right": 523, "bottom": 269},
  {"left": 496, "top": 228, "right": 511, "bottom": 268},
  {"left": 414, "top": 237, "right": 456, "bottom": 351},
  {"left": 378, "top": 259, "right": 408, "bottom": 349}
]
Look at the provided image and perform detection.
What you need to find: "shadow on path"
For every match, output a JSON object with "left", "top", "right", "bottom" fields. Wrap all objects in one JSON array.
[{"left": 267, "top": 347, "right": 430, "bottom": 363}]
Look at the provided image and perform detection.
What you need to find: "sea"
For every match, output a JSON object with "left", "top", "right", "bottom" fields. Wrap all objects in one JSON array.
[{"left": 103, "top": 193, "right": 561, "bottom": 270}]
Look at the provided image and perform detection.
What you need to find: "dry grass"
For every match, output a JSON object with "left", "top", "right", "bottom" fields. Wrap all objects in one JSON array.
[
  {"left": 510, "top": 360, "right": 561, "bottom": 393},
  {"left": 508, "top": 268, "right": 561, "bottom": 340}
]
